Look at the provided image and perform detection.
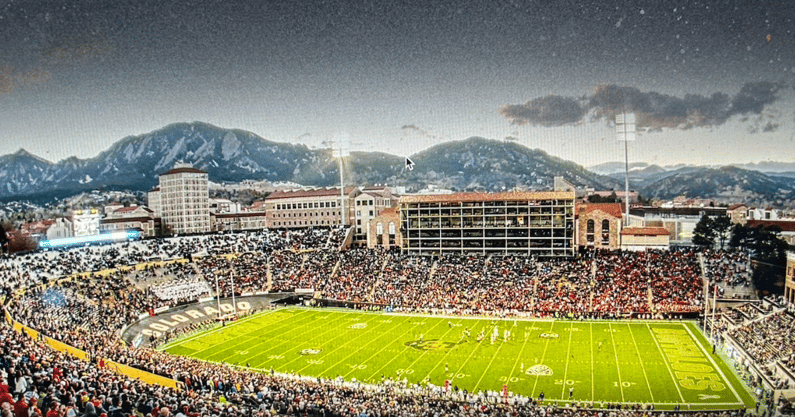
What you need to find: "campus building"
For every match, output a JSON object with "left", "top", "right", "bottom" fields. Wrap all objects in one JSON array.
[
  {"left": 399, "top": 191, "right": 575, "bottom": 256},
  {"left": 576, "top": 203, "right": 623, "bottom": 250},
  {"left": 262, "top": 187, "right": 359, "bottom": 228},
  {"left": 155, "top": 164, "right": 211, "bottom": 234}
]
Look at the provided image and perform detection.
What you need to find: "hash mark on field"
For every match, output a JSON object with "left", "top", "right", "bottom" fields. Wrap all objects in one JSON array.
[
  {"left": 626, "top": 324, "right": 654, "bottom": 402},
  {"left": 315, "top": 316, "right": 412, "bottom": 375},
  {"left": 559, "top": 322, "right": 574, "bottom": 400},
  {"left": 161, "top": 308, "right": 278, "bottom": 351},
  {"left": 420, "top": 319, "right": 476, "bottom": 382},
  {"left": 403, "top": 319, "right": 462, "bottom": 384},
  {"left": 186, "top": 308, "right": 310, "bottom": 358},
  {"left": 243, "top": 311, "right": 351, "bottom": 367},
  {"left": 364, "top": 318, "right": 445, "bottom": 381},
  {"left": 530, "top": 321, "right": 556, "bottom": 397},
  {"left": 646, "top": 323, "right": 685, "bottom": 404},
  {"left": 608, "top": 323, "right": 625, "bottom": 403}
]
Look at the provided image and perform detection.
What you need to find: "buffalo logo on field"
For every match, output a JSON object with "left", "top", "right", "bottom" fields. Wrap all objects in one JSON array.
[
  {"left": 539, "top": 333, "right": 559, "bottom": 339},
  {"left": 525, "top": 365, "right": 553, "bottom": 376},
  {"left": 348, "top": 322, "right": 368, "bottom": 329},
  {"left": 299, "top": 348, "right": 323, "bottom": 355},
  {"left": 404, "top": 339, "right": 465, "bottom": 351}
]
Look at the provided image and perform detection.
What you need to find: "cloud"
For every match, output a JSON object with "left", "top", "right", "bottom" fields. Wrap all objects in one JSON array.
[
  {"left": 762, "top": 122, "right": 779, "bottom": 133},
  {"left": 42, "top": 34, "right": 114, "bottom": 65},
  {"left": 401, "top": 124, "right": 439, "bottom": 140},
  {"left": 501, "top": 82, "right": 781, "bottom": 132},
  {"left": 0, "top": 66, "right": 51, "bottom": 95},
  {"left": 499, "top": 95, "right": 585, "bottom": 126}
]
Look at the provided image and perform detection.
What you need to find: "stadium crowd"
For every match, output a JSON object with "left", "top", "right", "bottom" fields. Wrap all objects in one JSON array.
[{"left": 0, "top": 227, "right": 759, "bottom": 416}]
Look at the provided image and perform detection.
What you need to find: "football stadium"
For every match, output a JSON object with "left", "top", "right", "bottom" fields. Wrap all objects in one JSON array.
[{"left": 1, "top": 226, "right": 788, "bottom": 417}]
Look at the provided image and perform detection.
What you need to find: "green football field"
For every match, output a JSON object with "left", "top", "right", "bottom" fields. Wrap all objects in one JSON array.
[{"left": 162, "top": 307, "right": 754, "bottom": 411}]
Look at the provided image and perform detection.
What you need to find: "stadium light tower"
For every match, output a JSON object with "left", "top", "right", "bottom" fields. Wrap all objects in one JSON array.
[
  {"left": 616, "top": 112, "right": 636, "bottom": 227},
  {"left": 330, "top": 133, "right": 351, "bottom": 227}
]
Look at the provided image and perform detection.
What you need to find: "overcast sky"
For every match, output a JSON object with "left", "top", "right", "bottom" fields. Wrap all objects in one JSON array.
[{"left": 0, "top": 0, "right": 793, "bottom": 168}]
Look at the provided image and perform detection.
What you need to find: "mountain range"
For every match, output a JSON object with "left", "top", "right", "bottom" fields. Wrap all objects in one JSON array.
[{"left": 1, "top": 121, "right": 794, "bottom": 207}]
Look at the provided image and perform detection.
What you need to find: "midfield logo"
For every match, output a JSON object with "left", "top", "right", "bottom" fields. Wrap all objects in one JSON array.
[
  {"left": 525, "top": 365, "right": 553, "bottom": 376},
  {"left": 404, "top": 339, "right": 466, "bottom": 351}
]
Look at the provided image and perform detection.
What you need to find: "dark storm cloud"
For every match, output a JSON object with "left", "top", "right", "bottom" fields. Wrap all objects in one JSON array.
[
  {"left": 502, "top": 82, "right": 781, "bottom": 131},
  {"left": 730, "top": 82, "right": 779, "bottom": 115},
  {"left": 499, "top": 95, "right": 585, "bottom": 126}
]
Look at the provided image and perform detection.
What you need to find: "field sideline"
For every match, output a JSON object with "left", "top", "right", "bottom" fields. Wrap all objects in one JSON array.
[{"left": 162, "top": 307, "right": 755, "bottom": 411}]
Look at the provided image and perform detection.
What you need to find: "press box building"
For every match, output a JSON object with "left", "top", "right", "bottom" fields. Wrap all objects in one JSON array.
[{"left": 399, "top": 191, "right": 575, "bottom": 257}]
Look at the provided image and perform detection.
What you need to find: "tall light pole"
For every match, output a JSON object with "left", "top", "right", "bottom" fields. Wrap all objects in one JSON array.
[
  {"left": 616, "top": 113, "right": 636, "bottom": 227},
  {"left": 331, "top": 134, "right": 351, "bottom": 227}
]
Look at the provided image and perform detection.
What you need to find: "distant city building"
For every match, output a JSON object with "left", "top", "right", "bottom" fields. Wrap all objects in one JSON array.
[
  {"left": 147, "top": 187, "right": 161, "bottom": 217},
  {"left": 747, "top": 220, "right": 795, "bottom": 246},
  {"left": 399, "top": 191, "right": 575, "bottom": 256},
  {"left": 262, "top": 187, "right": 359, "bottom": 229},
  {"left": 211, "top": 211, "right": 268, "bottom": 232},
  {"left": 627, "top": 206, "right": 728, "bottom": 245},
  {"left": 620, "top": 227, "right": 671, "bottom": 251},
  {"left": 157, "top": 164, "right": 210, "bottom": 235},
  {"left": 47, "top": 218, "right": 73, "bottom": 240},
  {"left": 100, "top": 206, "right": 157, "bottom": 237},
  {"left": 210, "top": 198, "right": 241, "bottom": 214},
  {"left": 727, "top": 204, "right": 748, "bottom": 225},
  {"left": 748, "top": 207, "right": 781, "bottom": 221}
]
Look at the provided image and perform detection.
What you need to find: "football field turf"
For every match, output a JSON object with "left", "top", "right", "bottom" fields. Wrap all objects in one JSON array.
[{"left": 162, "top": 307, "right": 755, "bottom": 411}]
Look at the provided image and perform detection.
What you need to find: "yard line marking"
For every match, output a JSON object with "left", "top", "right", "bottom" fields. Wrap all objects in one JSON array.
[
  {"left": 682, "top": 322, "right": 742, "bottom": 404},
  {"left": 608, "top": 322, "right": 626, "bottom": 403},
  {"left": 365, "top": 317, "right": 446, "bottom": 381},
  {"left": 402, "top": 319, "right": 462, "bottom": 382},
  {"left": 530, "top": 321, "right": 556, "bottom": 398},
  {"left": 349, "top": 317, "right": 426, "bottom": 380},
  {"left": 506, "top": 321, "right": 532, "bottom": 381},
  {"left": 646, "top": 323, "right": 686, "bottom": 405},
  {"left": 421, "top": 319, "right": 482, "bottom": 382},
  {"left": 472, "top": 327, "right": 509, "bottom": 393},
  {"left": 159, "top": 307, "right": 278, "bottom": 350},
  {"left": 199, "top": 309, "right": 320, "bottom": 360},
  {"left": 306, "top": 316, "right": 409, "bottom": 374},
  {"left": 626, "top": 323, "right": 654, "bottom": 402},
  {"left": 559, "top": 322, "right": 574, "bottom": 400},
  {"left": 244, "top": 311, "right": 355, "bottom": 367},
  {"left": 185, "top": 308, "right": 310, "bottom": 356},
  {"left": 449, "top": 326, "right": 491, "bottom": 387},
  {"left": 589, "top": 322, "right": 594, "bottom": 401}
]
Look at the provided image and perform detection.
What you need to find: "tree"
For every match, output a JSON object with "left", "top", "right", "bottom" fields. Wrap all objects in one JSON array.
[
  {"left": 692, "top": 214, "right": 715, "bottom": 248},
  {"left": 712, "top": 215, "right": 733, "bottom": 250},
  {"left": 731, "top": 223, "right": 788, "bottom": 295}
]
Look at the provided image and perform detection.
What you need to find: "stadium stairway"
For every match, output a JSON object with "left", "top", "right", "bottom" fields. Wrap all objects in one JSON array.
[
  {"left": 265, "top": 256, "right": 273, "bottom": 292},
  {"left": 367, "top": 252, "right": 391, "bottom": 303}
]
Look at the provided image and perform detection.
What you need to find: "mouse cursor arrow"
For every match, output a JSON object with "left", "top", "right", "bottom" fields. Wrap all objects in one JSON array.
[{"left": 405, "top": 157, "right": 415, "bottom": 171}]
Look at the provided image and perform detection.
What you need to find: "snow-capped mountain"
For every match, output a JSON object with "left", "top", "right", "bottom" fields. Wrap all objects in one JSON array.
[{"left": 0, "top": 122, "right": 620, "bottom": 202}]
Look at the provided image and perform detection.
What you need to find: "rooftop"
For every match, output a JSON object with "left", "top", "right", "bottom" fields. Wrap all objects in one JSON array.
[{"left": 400, "top": 191, "right": 574, "bottom": 204}]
